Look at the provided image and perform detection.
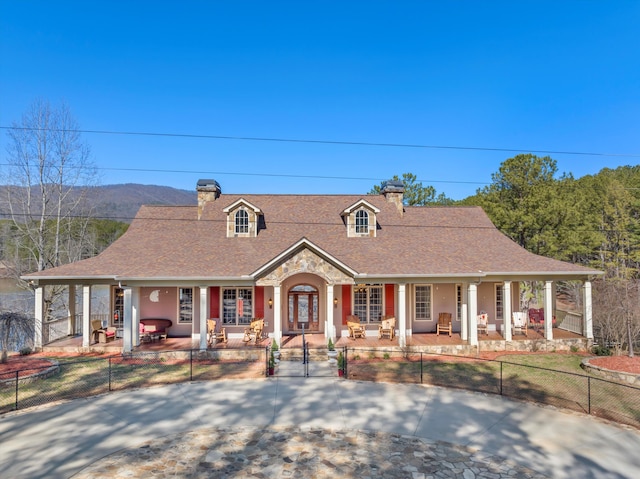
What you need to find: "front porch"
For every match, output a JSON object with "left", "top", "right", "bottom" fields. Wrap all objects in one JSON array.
[{"left": 41, "top": 327, "right": 589, "bottom": 356}]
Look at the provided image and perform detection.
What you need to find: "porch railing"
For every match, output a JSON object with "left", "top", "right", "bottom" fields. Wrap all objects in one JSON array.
[
  {"left": 556, "top": 309, "right": 583, "bottom": 335},
  {"left": 43, "top": 313, "right": 111, "bottom": 345}
]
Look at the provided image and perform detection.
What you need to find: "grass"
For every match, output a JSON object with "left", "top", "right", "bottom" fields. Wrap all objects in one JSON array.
[
  {"left": 2, "top": 351, "right": 638, "bottom": 429},
  {"left": 347, "top": 352, "right": 640, "bottom": 429},
  {"left": 0, "top": 353, "right": 265, "bottom": 414}
]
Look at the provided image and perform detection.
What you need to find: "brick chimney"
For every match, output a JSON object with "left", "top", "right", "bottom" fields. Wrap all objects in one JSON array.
[
  {"left": 381, "top": 180, "right": 404, "bottom": 216},
  {"left": 196, "top": 179, "right": 221, "bottom": 219}
]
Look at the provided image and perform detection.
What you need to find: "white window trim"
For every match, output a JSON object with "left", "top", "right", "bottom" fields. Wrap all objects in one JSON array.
[
  {"left": 222, "top": 287, "right": 254, "bottom": 326},
  {"left": 414, "top": 284, "right": 433, "bottom": 321},
  {"left": 178, "top": 287, "right": 193, "bottom": 324},
  {"left": 352, "top": 284, "right": 384, "bottom": 323},
  {"left": 495, "top": 283, "right": 504, "bottom": 321}
]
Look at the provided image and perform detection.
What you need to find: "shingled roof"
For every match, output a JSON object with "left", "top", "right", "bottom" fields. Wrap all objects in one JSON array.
[{"left": 24, "top": 193, "right": 600, "bottom": 282}]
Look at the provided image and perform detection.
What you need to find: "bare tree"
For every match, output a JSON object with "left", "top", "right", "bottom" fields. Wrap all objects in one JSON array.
[
  {"left": 1, "top": 99, "right": 97, "bottom": 281},
  {"left": 0, "top": 311, "right": 35, "bottom": 363},
  {"left": 592, "top": 279, "right": 640, "bottom": 356},
  {"left": 1, "top": 100, "right": 98, "bottom": 325}
]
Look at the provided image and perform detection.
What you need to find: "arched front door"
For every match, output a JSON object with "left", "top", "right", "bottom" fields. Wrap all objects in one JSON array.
[{"left": 288, "top": 285, "right": 319, "bottom": 332}]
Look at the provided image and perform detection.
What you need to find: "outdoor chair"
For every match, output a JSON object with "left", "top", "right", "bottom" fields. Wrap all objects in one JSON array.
[
  {"left": 243, "top": 318, "right": 264, "bottom": 344},
  {"left": 477, "top": 313, "right": 489, "bottom": 336},
  {"left": 436, "top": 312, "right": 452, "bottom": 336},
  {"left": 378, "top": 316, "right": 396, "bottom": 340},
  {"left": 347, "top": 315, "right": 366, "bottom": 339},
  {"left": 207, "top": 319, "right": 227, "bottom": 346},
  {"left": 92, "top": 319, "right": 115, "bottom": 344},
  {"left": 512, "top": 312, "right": 528, "bottom": 336}
]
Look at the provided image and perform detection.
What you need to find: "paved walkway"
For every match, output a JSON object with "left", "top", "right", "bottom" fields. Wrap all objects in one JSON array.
[{"left": 1, "top": 371, "right": 639, "bottom": 478}]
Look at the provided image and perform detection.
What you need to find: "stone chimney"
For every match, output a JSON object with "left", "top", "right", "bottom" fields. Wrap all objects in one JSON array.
[
  {"left": 381, "top": 180, "right": 404, "bottom": 216},
  {"left": 196, "top": 179, "right": 221, "bottom": 219}
]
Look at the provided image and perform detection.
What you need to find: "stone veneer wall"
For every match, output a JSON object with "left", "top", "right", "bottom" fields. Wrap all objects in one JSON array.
[{"left": 581, "top": 358, "right": 640, "bottom": 386}]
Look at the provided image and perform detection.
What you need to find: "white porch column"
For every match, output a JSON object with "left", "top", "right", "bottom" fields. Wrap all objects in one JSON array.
[
  {"left": 461, "top": 283, "right": 468, "bottom": 341},
  {"left": 67, "top": 285, "right": 76, "bottom": 336},
  {"left": 544, "top": 280, "right": 554, "bottom": 340},
  {"left": 34, "top": 286, "right": 45, "bottom": 350},
  {"left": 503, "top": 281, "right": 512, "bottom": 341},
  {"left": 199, "top": 286, "right": 208, "bottom": 350},
  {"left": 123, "top": 288, "right": 133, "bottom": 353},
  {"left": 273, "top": 285, "right": 282, "bottom": 344},
  {"left": 398, "top": 283, "right": 407, "bottom": 347},
  {"left": 82, "top": 285, "right": 91, "bottom": 348},
  {"left": 326, "top": 284, "right": 335, "bottom": 341},
  {"left": 468, "top": 283, "right": 478, "bottom": 346},
  {"left": 132, "top": 287, "right": 140, "bottom": 347},
  {"left": 583, "top": 280, "right": 593, "bottom": 339}
]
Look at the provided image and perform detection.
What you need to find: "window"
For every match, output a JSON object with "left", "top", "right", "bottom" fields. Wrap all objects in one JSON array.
[
  {"left": 415, "top": 285, "right": 432, "bottom": 321},
  {"left": 495, "top": 284, "right": 504, "bottom": 320},
  {"left": 112, "top": 287, "right": 124, "bottom": 327},
  {"left": 222, "top": 288, "right": 253, "bottom": 325},
  {"left": 456, "top": 284, "right": 462, "bottom": 321},
  {"left": 355, "top": 210, "right": 369, "bottom": 234},
  {"left": 235, "top": 209, "right": 249, "bottom": 234},
  {"left": 179, "top": 288, "right": 193, "bottom": 323},
  {"left": 353, "top": 284, "right": 383, "bottom": 323}
]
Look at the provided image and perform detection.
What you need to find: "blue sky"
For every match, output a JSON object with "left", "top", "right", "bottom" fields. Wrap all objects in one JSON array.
[{"left": 1, "top": 1, "right": 639, "bottom": 199}]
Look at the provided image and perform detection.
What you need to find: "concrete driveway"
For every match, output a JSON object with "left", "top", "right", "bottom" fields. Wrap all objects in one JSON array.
[{"left": 1, "top": 377, "right": 639, "bottom": 478}]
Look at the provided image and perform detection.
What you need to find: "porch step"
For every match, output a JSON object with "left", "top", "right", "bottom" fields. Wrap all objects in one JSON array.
[{"left": 278, "top": 348, "right": 330, "bottom": 362}]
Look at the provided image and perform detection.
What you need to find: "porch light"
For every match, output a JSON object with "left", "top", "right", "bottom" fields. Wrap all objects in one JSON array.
[
  {"left": 334, "top": 297, "right": 338, "bottom": 308},
  {"left": 268, "top": 298, "right": 273, "bottom": 309}
]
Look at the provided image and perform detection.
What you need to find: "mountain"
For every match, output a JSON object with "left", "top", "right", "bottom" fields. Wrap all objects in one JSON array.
[
  {"left": 86, "top": 184, "right": 196, "bottom": 221},
  {"left": 0, "top": 183, "right": 197, "bottom": 223}
]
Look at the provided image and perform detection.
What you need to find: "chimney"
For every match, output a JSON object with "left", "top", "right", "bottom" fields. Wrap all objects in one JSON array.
[
  {"left": 381, "top": 180, "right": 404, "bottom": 216},
  {"left": 196, "top": 179, "right": 221, "bottom": 219}
]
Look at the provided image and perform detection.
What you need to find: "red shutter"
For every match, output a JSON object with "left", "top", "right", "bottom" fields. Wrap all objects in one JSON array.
[
  {"left": 385, "top": 284, "right": 395, "bottom": 317},
  {"left": 254, "top": 286, "right": 264, "bottom": 318},
  {"left": 341, "top": 284, "right": 351, "bottom": 325},
  {"left": 209, "top": 287, "right": 220, "bottom": 319}
]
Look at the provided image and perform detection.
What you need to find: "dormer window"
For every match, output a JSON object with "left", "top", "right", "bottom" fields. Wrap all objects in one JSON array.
[
  {"left": 235, "top": 209, "right": 249, "bottom": 234},
  {"left": 342, "top": 199, "right": 380, "bottom": 238},
  {"left": 355, "top": 210, "right": 369, "bottom": 234},
  {"left": 224, "top": 198, "right": 262, "bottom": 238}
]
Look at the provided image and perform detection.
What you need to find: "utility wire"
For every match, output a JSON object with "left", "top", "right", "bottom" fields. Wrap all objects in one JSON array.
[
  {"left": 1, "top": 125, "right": 638, "bottom": 158},
  {"left": 0, "top": 211, "right": 632, "bottom": 235}
]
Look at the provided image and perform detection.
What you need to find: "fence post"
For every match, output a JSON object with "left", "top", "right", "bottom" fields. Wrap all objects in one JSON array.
[
  {"left": 190, "top": 349, "right": 193, "bottom": 382},
  {"left": 500, "top": 361, "right": 503, "bottom": 396},
  {"left": 109, "top": 357, "right": 112, "bottom": 392},
  {"left": 266, "top": 346, "right": 269, "bottom": 378},
  {"left": 588, "top": 376, "right": 591, "bottom": 415},
  {"left": 343, "top": 346, "right": 347, "bottom": 379},
  {"left": 420, "top": 352, "right": 423, "bottom": 384},
  {"left": 15, "top": 371, "right": 19, "bottom": 411}
]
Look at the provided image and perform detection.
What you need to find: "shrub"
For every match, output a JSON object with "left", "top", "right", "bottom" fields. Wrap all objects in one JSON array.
[
  {"left": 592, "top": 345, "right": 612, "bottom": 356},
  {"left": 383, "top": 352, "right": 390, "bottom": 360},
  {"left": 327, "top": 338, "right": 334, "bottom": 351},
  {"left": 570, "top": 345, "right": 580, "bottom": 353},
  {"left": 271, "top": 339, "right": 279, "bottom": 352},
  {"left": 19, "top": 347, "right": 32, "bottom": 356}
]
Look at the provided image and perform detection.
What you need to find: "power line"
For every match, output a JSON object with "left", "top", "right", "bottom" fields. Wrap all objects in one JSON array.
[
  {"left": 1, "top": 125, "right": 638, "bottom": 158},
  {"left": 0, "top": 211, "right": 633, "bottom": 235}
]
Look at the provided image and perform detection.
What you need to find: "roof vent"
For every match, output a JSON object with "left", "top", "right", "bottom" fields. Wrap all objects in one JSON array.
[{"left": 196, "top": 179, "right": 221, "bottom": 219}]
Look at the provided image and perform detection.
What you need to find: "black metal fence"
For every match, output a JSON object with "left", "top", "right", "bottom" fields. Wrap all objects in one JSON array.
[
  {"left": 344, "top": 348, "right": 640, "bottom": 429},
  {"left": 2, "top": 346, "right": 639, "bottom": 430},
  {"left": 0, "top": 347, "right": 268, "bottom": 414}
]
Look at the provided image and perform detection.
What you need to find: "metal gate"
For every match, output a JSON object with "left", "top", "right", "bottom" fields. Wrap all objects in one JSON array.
[{"left": 272, "top": 338, "right": 339, "bottom": 378}]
